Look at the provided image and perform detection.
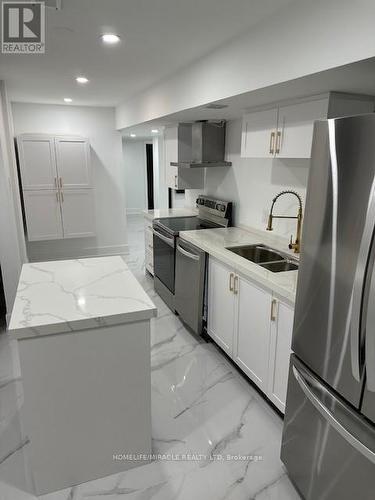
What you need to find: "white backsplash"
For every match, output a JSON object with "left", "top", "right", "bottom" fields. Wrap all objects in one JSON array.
[{"left": 185, "top": 118, "right": 309, "bottom": 239}]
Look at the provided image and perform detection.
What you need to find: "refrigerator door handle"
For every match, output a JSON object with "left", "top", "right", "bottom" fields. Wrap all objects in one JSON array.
[
  {"left": 350, "top": 179, "right": 375, "bottom": 382},
  {"left": 365, "top": 255, "right": 375, "bottom": 392},
  {"left": 293, "top": 365, "right": 375, "bottom": 464}
]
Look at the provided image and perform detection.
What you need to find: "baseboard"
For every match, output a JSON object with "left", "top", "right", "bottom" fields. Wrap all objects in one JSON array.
[
  {"left": 126, "top": 208, "right": 144, "bottom": 215},
  {"left": 27, "top": 243, "right": 130, "bottom": 262}
]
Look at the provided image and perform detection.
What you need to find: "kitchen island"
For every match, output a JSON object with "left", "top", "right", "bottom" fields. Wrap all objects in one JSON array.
[{"left": 8, "top": 256, "right": 157, "bottom": 496}]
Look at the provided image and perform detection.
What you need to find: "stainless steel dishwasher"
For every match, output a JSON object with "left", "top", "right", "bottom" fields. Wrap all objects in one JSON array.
[{"left": 175, "top": 237, "right": 206, "bottom": 335}]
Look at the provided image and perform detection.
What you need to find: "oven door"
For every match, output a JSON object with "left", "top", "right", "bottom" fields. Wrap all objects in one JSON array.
[{"left": 153, "top": 223, "right": 176, "bottom": 293}]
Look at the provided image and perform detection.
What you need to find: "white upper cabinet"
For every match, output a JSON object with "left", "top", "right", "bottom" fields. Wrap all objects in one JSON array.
[
  {"left": 55, "top": 138, "right": 91, "bottom": 189},
  {"left": 276, "top": 99, "right": 328, "bottom": 158},
  {"left": 241, "top": 108, "right": 278, "bottom": 158},
  {"left": 17, "top": 136, "right": 57, "bottom": 190},
  {"left": 241, "top": 93, "right": 374, "bottom": 159}
]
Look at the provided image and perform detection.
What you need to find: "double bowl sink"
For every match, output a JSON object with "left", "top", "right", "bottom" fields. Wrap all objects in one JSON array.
[{"left": 226, "top": 244, "right": 299, "bottom": 273}]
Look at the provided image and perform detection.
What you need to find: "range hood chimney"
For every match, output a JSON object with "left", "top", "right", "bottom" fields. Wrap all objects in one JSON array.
[{"left": 171, "top": 121, "right": 232, "bottom": 168}]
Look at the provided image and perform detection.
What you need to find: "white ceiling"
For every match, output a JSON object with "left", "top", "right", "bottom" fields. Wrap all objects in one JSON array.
[{"left": 0, "top": 0, "right": 293, "bottom": 106}]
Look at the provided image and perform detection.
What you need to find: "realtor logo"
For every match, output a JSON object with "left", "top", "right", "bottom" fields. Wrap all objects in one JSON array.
[{"left": 2, "top": 1, "right": 45, "bottom": 53}]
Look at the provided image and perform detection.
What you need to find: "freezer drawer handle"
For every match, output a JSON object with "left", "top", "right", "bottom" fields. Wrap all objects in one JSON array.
[
  {"left": 293, "top": 365, "right": 375, "bottom": 465},
  {"left": 152, "top": 228, "right": 174, "bottom": 246},
  {"left": 365, "top": 252, "right": 375, "bottom": 392},
  {"left": 176, "top": 243, "right": 200, "bottom": 261}
]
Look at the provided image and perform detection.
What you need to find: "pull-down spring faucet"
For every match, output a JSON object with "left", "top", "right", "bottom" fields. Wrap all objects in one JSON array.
[{"left": 266, "top": 190, "right": 303, "bottom": 254}]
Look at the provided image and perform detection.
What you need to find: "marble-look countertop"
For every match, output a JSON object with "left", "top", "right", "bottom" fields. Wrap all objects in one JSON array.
[
  {"left": 143, "top": 208, "right": 198, "bottom": 221},
  {"left": 8, "top": 256, "right": 157, "bottom": 340},
  {"left": 180, "top": 226, "right": 299, "bottom": 305}
]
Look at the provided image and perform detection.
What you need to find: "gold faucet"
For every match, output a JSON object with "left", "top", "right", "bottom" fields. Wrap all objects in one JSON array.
[{"left": 266, "top": 190, "right": 303, "bottom": 254}]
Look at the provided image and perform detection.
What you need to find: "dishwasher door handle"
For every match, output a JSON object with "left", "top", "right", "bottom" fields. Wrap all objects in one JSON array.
[
  {"left": 152, "top": 228, "right": 174, "bottom": 246},
  {"left": 177, "top": 243, "right": 200, "bottom": 261}
]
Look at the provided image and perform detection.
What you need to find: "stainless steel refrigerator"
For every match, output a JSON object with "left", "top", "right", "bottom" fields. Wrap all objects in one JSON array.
[{"left": 281, "top": 114, "right": 375, "bottom": 500}]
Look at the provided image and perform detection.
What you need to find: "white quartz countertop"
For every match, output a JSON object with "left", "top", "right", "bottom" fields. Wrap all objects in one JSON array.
[
  {"left": 179, "top": 226, "right": 299, "bottom": 305},
  {"left": 143, "top": 208, "right": 198, "bottom": 221},
  {"left": 8, "top": 256, "right": 157, "bottom": 339}
]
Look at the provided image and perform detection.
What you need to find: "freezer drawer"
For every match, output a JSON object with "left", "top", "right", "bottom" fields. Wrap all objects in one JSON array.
[{"left": 281, "top": 355, "right": 375, "bottom": 500}]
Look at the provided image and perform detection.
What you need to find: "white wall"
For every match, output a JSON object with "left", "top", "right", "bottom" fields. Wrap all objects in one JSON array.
[
  {"left": 116, "top": 0, "right": 375, "bottom": 129},
  {"left": 186, "top": 119, "right": 309, "bottom": 239},
  {"left": 12, "top": 103, "right": 127, "bottom": 261},
  {"left": 0, "top": 83, "right": 26, "bottom": 318},
  {"left": 122, "top": 139, "right": 147, "bottom": 214}
]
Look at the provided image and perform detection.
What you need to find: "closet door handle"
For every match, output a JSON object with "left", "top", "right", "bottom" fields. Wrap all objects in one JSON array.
[
  {"left": 271, "top": 299, "right": 278, "bottom": 321},
  {"left": 269, "top": 132, "right": 275, "bottom": 155},
  {"left": 229, "top": 273, "right": 234, "bottom": 292},
  {"left": 275, "top": 131, "right": 281, "bottom": 154}
]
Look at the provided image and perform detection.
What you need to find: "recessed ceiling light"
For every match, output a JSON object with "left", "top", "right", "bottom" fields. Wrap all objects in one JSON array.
[
  {"left": 130, "top": 133, "right": 136, "bottom": 138},
  {"left": 151, "top": 129, "right": 159, "bottom": 133},
  {"left": 101, "top": 34, "right": 120, "bottom": 44},
  {"left": 63, "top": 97, "right": 72, "bottom": 103},
  {"left": 76, "top": 76, "right": 89, "bottom": 84}
]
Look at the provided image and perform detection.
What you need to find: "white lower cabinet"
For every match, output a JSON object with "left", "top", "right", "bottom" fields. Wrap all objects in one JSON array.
[
  {"left": 234, "top": 276, "right": 273, "bottom": 394},
  {"left": 60, "top": 189, "right": 95, "bottom": 238},
  {"left": 207, "top": 259, "right": 236, "bottom": 355},
  {"left": 207, "top": 257, "right": 294, "bottom": 413},
  {"left": 267, "top": 300, "right": 294, "bottom": 412},
  {"left": 23, "top": 190, "right": 63, "bottom": 241}
]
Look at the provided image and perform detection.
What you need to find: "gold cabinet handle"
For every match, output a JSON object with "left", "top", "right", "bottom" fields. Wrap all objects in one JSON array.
[
  {"left": 275, "top": 131, "right": 281, "bottom": 154},
  {"left": 229, "top": 273, "right": 234, "bottom": 292},
  {"left": 269, "top": 132, "right": 275, "bottom": 155},
  {"left": 271, "top": 299, "right": 278, "bottom": 321},
  {"left": 233, "top": 275, "right": 239, "bottom": 295}
]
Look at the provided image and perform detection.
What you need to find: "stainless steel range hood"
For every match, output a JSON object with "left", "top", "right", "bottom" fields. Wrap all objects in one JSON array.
[{"left": 171, "top": 121, "right": 232, "bottom": 168}]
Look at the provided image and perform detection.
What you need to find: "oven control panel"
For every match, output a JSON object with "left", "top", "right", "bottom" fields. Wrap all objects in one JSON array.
[{"left": 196, "top": 196, "right": 232, "bottom": 224}]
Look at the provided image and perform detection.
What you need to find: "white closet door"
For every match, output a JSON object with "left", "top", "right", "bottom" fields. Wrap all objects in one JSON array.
[
  {"left": 18, "top": 136, "right": 58, "bottom": 190},
  {"left": 23, "top": 190, "right": 63, "bottom": 241},
  {"left": 55, "top": 138, "right": 91, "bottom": 189},
  {"left": 60, "top": 189, "right": 95, "bottom": 238}
]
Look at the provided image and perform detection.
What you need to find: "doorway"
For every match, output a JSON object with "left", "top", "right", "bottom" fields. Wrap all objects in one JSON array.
[{"left": 145, "top": 143, "right": 154, "bottom": 210}]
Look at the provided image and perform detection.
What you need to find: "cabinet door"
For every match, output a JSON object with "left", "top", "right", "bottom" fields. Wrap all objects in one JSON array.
[
  {"left": 234, "top": 276, "right": 273, "bottom": 393},
  {"left": 276, "top": 99, "right": 328, "bottom": 158},
  {"left": 23, "top": 190, "right": 63, "bottom": 241},
  {"left": 55, "top": 138, "right": 91, "bottom": 189},
  {"left": 241, "top": 108, "right": 278, "bottom": 158},
  {"left": 60, "top": 189, "right": 95, "bottom": 238},
  {"left": 207, "top": 259, "right": 235, "bottom": 355},
  {"left": 17, "top": 136, "right": 58, "bottom": 190},
  {"left": 267, "top": 300, "right": 294, "bottom": 413}
]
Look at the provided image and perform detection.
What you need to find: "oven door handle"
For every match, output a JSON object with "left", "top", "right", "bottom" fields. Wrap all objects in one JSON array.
[
  {"left": 152, "top": 228, "right": 174, "bottom": 247},
  {"left": 177, "top": 243, "right": 200, "bottom": 261}
]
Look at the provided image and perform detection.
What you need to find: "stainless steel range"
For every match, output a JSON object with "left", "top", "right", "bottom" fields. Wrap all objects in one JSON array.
[{"left": 152, "top": 196, "right": 232, "bottom": 331}]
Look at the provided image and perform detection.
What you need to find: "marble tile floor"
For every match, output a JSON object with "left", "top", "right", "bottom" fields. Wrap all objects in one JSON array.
[{"left": 8, "top": 214, "right": 301, "bottom": 500}]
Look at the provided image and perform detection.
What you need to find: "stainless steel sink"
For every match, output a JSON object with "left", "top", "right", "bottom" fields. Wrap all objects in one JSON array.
[
  {"left": 260, "top": 260, "right": 299, "bottom": 273},
  {"left": 227, "top": 244, "right": 284, "bottom": 264},
  {"left": 226, "top": 243, "right": 299, "bottom": 273}
]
